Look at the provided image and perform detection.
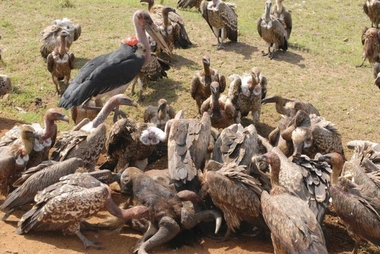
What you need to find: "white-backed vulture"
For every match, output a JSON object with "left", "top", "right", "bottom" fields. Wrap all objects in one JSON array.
[
  {"left": 363, "top": 0, "right": 380, "bottom": 28},
  {"left": 47, "top": 30, "right": 75, "bottom": 96},
  {"left": 16, "top": 172, "right": 149, "bottom": 249},
  {"left": 228, "top": 68, "right": 263, "bottom": 125},
  {"left": 0, "top": 108, "right": 70, "bottom": 169},
  {"left": 257, "top": 0, "right": 288, "bottom": 59},
  {"left": 0, "top": 74, "right": 11, "bottom": 96},
  {"left": 144, "top": 98, "right": 176, "bottom": 130},
  {"left": 199, "top": 0, "right": 238, "bottom": 49},
  {"left": 51, "top": 94, "right": 137, "bottom": 170},
  {"left": 358, "top": 26, "right": 380, "bottom": 67},
  {"left": 0, "top": 126, "right": 38, "bottom": 196},
  {"left": 271, "top": 0, "right": 292, "bottom": 40},
  {"left": 191, "top": 55, "right": 226, "bottom": 114},
  {"left": 40, "top": 18, "right": 81, "bottom": 59},
  {"left": 259, "top": 151, "right": 328, "bottom": 254},
  {"left": 200, "top": 81, "right": 237, "bottom": 129}
]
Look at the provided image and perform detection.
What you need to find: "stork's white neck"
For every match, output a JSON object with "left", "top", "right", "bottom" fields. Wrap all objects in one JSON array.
[{"left": 133, "top": 13, "right": 151, "bottom": 65}]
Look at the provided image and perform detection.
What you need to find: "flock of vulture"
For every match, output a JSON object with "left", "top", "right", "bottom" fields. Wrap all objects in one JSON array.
[{"left": 1, "top": 0, "right": 380, "bottom": 253}]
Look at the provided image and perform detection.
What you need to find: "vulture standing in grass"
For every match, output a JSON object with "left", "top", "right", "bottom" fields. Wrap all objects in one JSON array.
[
  {"left": 0, "top": 108, "right": 70, "bottom": 169},
  {"left": 198, "top": 160, "right": 270, "bottom": 240},
  {"left": 119, "top": 166, "right": 222, "bottom": 253},
  {"left": 140, "top": 111, "right": 212, "bottom": 191},
  {"left": 258, "top": 151, "right": 328, "bottom": 254},
  {"left": 200, "top": 81, "right": 237, "bottom": 129},
  {"left": 199, "top": 0, "right": 238, "bottom": 49},
  {"left": 191, "top": 55, "right": 226, "bottom": 114},
  {"left": 144, "top": 98, "right": 176, "bottom": 130},
  {"left": 271, "top": 0, "right": 292, "bottom": 40},
  {"left": 257, "top": 0, "right": 288, "bottom": 59},
  {"left": 228, "top": 68, "right": 263, "bottom": 125},
  {"left": 52, "top": 94, "right": 137, "bottom": 171},
  {"left": 358, "top": 26, "right": 380, "bottom": 67},
  {"left": 373, "top": 61, "right": 380, "bottom": 88},
  {"left": 0, "top": 74, "right": 11, "bottom": 96},
  {"left": 58, "top": 10, "right": 169, "bottom": 119},
  {"left": 40, "top": 18, "right": 81, "bottom": 59},
  {"left": 0, "top": 158, "right": 84, "bottom": 220},
  {"left": 363, "top": 0, "right": 380, "bottom": 28},
  {"left": 0, "top": 126, "right": 39, "bottom": 196},
  {"left": 141, "top": 0, "right": 192, "bottom": 52},
  {"left": 16, "top": 172, "right": 149, "bottom": 249},
  {"left": 47, "top": 30, "right": 75, "bottom": 96}
]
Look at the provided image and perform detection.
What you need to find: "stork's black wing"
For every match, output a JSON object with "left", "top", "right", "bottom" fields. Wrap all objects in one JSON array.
[{"left": 58, "top": 44, "right": 144, "bottom": 109}]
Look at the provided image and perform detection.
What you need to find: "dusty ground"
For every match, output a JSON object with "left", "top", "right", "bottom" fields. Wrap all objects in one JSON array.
[{"left": 0, "top": 120, "right": 378, "bottom": 254}]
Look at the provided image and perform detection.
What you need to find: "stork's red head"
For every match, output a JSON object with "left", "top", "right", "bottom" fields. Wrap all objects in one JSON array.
[{"left": 122, "top": 36, "right": 139, "bottom": 47}]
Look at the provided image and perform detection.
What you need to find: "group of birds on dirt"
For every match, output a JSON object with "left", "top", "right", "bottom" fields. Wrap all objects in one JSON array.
[{"left": 0, "top": 0, "right": 380, "bottom": 254}]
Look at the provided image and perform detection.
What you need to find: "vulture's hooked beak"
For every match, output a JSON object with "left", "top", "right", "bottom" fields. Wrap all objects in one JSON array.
[{"left": 145, "top": 20, "right": 171, "bottom": 57}]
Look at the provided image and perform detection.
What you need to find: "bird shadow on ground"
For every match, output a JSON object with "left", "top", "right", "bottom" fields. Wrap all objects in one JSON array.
[
  {"left": 223, "top": 41, "right": 259, "bottom": 60},
  {"left": 73, "top": 57, "right": 92, "bottom": 70},
  {"left": 271, "top": 49, "right": 306, "bottom": 68},
  {"left": 134, "top": 77, "right": 182, "bottom": 107},
  {"left": 171, "top": 53, "right": 199, "bottom": 70}
]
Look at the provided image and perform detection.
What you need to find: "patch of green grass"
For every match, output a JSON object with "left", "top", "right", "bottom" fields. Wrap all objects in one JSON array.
[{"left": 0, "top": 0, "right": 378, "bottom": 160}]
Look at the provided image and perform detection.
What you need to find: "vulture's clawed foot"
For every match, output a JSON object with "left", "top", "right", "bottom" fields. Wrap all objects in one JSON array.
[
  {"left": 76, "top": 231, "right": 105, "bottom": 249},
  {"left": 217, "top": 43, "right": 225, "bottom": 50},
  {"left": 261, "top": 50, "right": 269, "bottom": 56}
]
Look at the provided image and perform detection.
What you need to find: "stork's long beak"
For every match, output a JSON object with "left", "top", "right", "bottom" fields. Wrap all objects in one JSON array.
[{"left": 145, "top": 21, "right": 171, "bottom": 57}]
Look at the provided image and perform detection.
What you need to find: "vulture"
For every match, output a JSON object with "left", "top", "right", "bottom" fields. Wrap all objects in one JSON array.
[
  {"left": 261, "top": 95, "right": 320, "bottom": 157},
  {"left": 374, "top": 61, "right": 380, "bottom": 88},
  {"left": 0, "top": 125, "right": 38, "bottom": 196},
  {"left": 191, "top": 55, "right": 226, "bottom": 114},
  {"left": 139, "top": 111, "right": 212, "bottom": 191},
  {"left": 199, "top": 0, "right": 238, "bottom": 49},
  {"left": 47, "top": 30, "right": 75, "bottom": 96},
  {"left": 51, "top": 94, "right": 137, "bottom": 170},
  {"left": 212, "top": 123, "right": 259, "bottom": 168},
  {"left": 40, "top": 18, "right": 81, "bottom": 59},
  {"left": 257, "top": 0, "right": 288, "bottom": 58},
  {"left": 0, "top": 74, "right": 11, "bottom": 96},
  {"left": 143, "top": 98, "right": 176, "bottom": 130},
  {"left": 177, "top": 0, "right": 202, "bottom": 10},
  {"left": 0, "top": 158, "right": 84, "bottom": 220},
  {"left": 358, "top": 26, "right": 380, "bottom": 67},
  {"left": 0, "top": 108, "right": 70, "bottom": 169},
  {"left": 141, "top": 0, "right": 192, "bottom": 52},
  {"left": 119, "top": 166, "right": 222, "bottom": 253},
  {"left": 363, "top": 0, "right": 380, "bottom": 28},
  {"left": 130, "top": 52, "right": 171, "bottom": 102},
  {"left": 256, "top": 138, "right": 344, "bottom": 226},
  {"left": 271, "top": 0, "right": 292, "bottom": 40},
  {"left": 286, "top": 110, "right": 345, "bottom": 159},
  {"left": 198, "top": 160, "right": 270, "bottom": 240},
  {"left": 251, "top": 66, "right": 268, "bottom": 100},
  {"left": 16, "top": 172, "right": 149, "bottom": 249},
  {"left": 259, "top": 151, "right": 328, "bottom": 254},
  {"left": 58, "top": 10, "right": 169, "bottom": 115},
  {"left": 99, "top": 117, "right": 159, "bottom": 172},
  {"left": 200, "top": 81, "right": 237, "bottom": 129},
  {"left": 228, "top": 69, "right": 263, "bottom": 125}
]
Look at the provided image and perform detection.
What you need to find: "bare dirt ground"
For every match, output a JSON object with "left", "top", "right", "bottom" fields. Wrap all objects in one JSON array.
[{"left": 0, "top": 120, "right": 378, "bottom": 254}]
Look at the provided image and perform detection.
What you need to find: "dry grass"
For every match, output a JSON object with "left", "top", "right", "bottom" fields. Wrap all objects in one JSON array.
[{"left": 0, "top": 0, "right": 379, "bottom": 158}]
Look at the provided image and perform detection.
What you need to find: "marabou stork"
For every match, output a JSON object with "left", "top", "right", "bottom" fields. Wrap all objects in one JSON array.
[{"left": 58, "top": 10, "right": 170, "bottom": 113}]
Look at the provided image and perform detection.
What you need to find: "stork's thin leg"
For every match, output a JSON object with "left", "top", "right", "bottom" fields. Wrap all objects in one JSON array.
[
  {"left": 130, "top": 76, "right": 138, "bottom": 96},
  {"left": 137, "top": 77, "right": 144, "bottom": 102},
  {"left": 75, "top": 230, "right": 104, "bottom": 249},
  {"left": 137, "top": 217, "right": 180, "bottom": 254}
]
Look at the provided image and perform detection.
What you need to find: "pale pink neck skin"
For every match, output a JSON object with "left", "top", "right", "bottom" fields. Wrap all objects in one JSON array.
[
  {"left": 91, "top": 97, "right": 119, "bottom": 129},
  {"left": 59, "top": 35, "right": 66, "bottom": 57},
  {"left": 133, "top": 12, "right": 151, "bottom": 65},
  {"left": 40, "top": 118, "right": 57, "bottom": 141}
]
